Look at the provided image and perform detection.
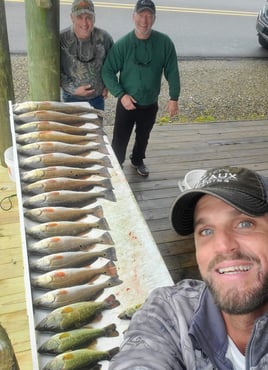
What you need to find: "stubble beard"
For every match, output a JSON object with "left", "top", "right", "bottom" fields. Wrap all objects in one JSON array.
[{"left": 201, "top": 253, "right": 268, "bottom": 314}]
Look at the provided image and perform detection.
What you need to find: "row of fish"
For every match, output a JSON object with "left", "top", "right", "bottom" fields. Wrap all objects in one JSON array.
[{"left": 12, "top": 101, "right": 122, "bottom": 369}]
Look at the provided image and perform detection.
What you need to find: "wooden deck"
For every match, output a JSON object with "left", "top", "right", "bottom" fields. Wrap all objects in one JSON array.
[
  {"left": 1, "top": 119, "right": 268, "bottom": 368},
  {"left": 106, "top": 119, "right": 268, "bottom": 282}
]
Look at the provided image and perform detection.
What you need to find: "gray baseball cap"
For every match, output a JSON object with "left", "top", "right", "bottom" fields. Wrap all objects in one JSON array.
[{"left": 170, "top": 166, "right": 268, "bottom": 236}]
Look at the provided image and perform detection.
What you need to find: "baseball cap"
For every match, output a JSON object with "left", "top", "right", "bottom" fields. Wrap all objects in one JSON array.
[
  {"left": 71, "top": 0, "right": 95, "bottom": 16},
  {"left": 135, "top": 0, "right": 156, "bottom": 14},
  {"left": 170, "top": 166, "right": 268, "bottom": 236}
]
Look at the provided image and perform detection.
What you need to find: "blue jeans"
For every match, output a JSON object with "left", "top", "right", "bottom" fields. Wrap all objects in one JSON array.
[{"left": 62, "top": 91, "right": 104, "bottom": 110}]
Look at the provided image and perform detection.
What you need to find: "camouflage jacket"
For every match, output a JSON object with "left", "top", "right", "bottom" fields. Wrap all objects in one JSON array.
[
  {"left": 60, "top": 26, "right": 113, "bottom": 99},
  {"left": 109, "top": 279, "right": 268, "bottom": 369}
]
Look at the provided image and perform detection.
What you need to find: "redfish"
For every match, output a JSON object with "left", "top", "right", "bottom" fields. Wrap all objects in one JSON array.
[
  {"left": 29, "top": 247, "right": 117, "bottom": 271},
  {"left": 31, "top": 261, "right": 118, "bottom": 289},
  {"left": 23, "top": 188, "right": 116, "bottom": 208},
  {"left": 33, "top": 276, "right": 122, "bottom": 308},
  {"left": 16, "top": 131, "right": 99, "bottom": 145},
  {"left": 22, "top": 176, "right": 112, "bottom": 194},
  {"left": 14, "top": 110, "right": 102, "bottom": 125},
  {"left": 18, "top": 141, "right": 106, "bottom": 156},
  {"left": 38, "top": 324, "right": 119, "bottom": 354},
  {"left": 21, "top": 165, "right": 110, "bottom": 183},
  {"left": 15, "top": 121, "right": 100, "bottom": 135},
  {"left": 35, "top": 294, "right": 120, "bottom": 332},
  {"left": 26, "top": 218, "right": 109, "bottom": 239},
  {"left": 42, "top": 347, "right": 119, "bottom": 370},
  {"left": 24, "top": 205, "right": 103, "bottom": 222},
  {"left": 19, "top": 152, "right": 112, "bottom": 169},
  {"left": 28, "top": 231, "right": 114, "bottom": 254},
  {"left": 13, "top": 101, "right": 104, "bottom": 116}
]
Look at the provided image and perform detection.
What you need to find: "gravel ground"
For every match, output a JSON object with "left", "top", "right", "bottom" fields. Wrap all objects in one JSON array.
[{"left": 11, "top": 54, "right": 268, "bottom": 125}]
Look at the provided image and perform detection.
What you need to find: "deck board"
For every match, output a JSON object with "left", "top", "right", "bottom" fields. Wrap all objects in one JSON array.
[
  {"left": 1, "top": 119, "right": 268, "bottom": 368},
  {"left": 105, "top": 119, "right": 268, "bottom": 283}
]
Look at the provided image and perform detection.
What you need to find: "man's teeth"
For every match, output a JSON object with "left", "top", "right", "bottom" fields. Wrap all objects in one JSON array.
[{"left": 218, "top": 265, "right": 251, "bottom": 274}]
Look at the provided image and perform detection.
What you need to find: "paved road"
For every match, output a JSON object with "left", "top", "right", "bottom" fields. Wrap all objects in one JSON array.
[{"left": 5, "top": 0, "right": 268, "bottom": 58}]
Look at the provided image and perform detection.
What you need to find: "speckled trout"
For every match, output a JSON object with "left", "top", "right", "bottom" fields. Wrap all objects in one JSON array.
[
  {"left": 35, "top": 294, "right": 120, "bottom": 332},
  {"left": 28, "top": 231, "right": 114, "bottom": 254},
  {"left": 14, "top": 110, "right": 102, "bottom": 125},
  {"left": 33, "top": 276, "right": 122, "bottom": 308},
  {"left": 19, "top": 152, "right": 112, "bottom": 169},
  {"left": 13, "top": 101, "right": 104, "bottom": 116},
  {"left": 29, "top": 247, "right": 117, "bottom": 271},
  {"left": 38, "top": 324, "right": 119, "bottom": 354},
  {"left": 31, "top": 261, "right": 118, "bottom": 289},
  {"left": 24, "top": 204, "right": 103, "bottom": 222},
  {"left": 15, "top": 121, "right": 101, "bottom": 135},
  {"left": 16, "top": 131, "right": 100, "bottom": 145},
  {"left": 22, "top": 176, "right": 112, "bottom": 194},
  {"left": 26, "top": 218, "right": 109, "bottom": 239},
  {"left": 18, "top": 141, "right": 107, "bottom": 156},
  {"left": 21, "top": 165, "right": 110, "bottom": 183},
  {"left": 23, "top": 188, "right": 116, "bottom": 208}
]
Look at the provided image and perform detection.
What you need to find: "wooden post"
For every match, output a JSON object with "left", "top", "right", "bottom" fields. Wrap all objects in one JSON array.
[
  {"left": 25, "top": 0, "right": 60, "bottom": 101},
  {"left": 0, "top": 1, "right": 14, "bottom": 166}
]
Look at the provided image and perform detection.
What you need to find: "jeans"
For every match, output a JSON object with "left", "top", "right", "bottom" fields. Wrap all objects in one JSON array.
[
  {"left": 62, "top": 91, "right": 105, "bottom": 110},
  {"left": 112, "top": 99, "right": 158, "bottom": 165}
]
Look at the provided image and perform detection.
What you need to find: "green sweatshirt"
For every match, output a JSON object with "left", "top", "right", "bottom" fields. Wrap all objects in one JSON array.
[{"left": 101, "top": 30, "right": 180, "bottom": 106}]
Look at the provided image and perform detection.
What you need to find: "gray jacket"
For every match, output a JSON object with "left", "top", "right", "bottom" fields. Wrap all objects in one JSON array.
[{"left": 109, "top": 279, "right": 268, "bottom": 369}]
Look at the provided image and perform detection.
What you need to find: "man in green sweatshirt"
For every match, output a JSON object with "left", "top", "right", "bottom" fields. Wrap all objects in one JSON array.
[{"left": 102, "top": 0, "right": 180, "bottom": 176}]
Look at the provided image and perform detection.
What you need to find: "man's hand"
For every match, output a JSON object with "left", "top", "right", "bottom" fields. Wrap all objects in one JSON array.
[
  {"left": 121, "top": 94, "right": 137, "bottom": 110},
  {"left": 166, "top": 100, "right": 179, "bottom": 117},
  {"left": 102, "top": 87, "right": 109, "bottom": 99},
  {"left": 75, "top": 85, "right": 95, "bottom": 97}
]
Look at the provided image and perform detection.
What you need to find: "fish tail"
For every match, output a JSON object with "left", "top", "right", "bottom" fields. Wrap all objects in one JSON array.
[
  {"left": 91, "top": 205, "right": 103, "bottom": 219},
  {"left": 97, "top": 217, "right": 109, "bottom": 230},
  {"left": 98, "top": 145, "right": 109, "bottom": 155},
  {"left": 107, "top": 276, "right": 123, "bottom": 288},
  {"left": 101, "top": 232, "right": 114, "bottom": 245},
  {"left": 104, "top": 261, "right": 118, "bottom": 277},
  {"left": 103, "top": 294, "right": 120, "bottom": 310},
  {"left": 103, "top": 247, "right": 117, "bottom": 261},
  {"left": 107, "top": 347, "right": 120, "bottom": 360},
  {"left": 97, "top": 167, "right": 111, "bottom": 178},
  {"left": 103, "top": 324, "right": 119, "bottom": 338},
  {"left": 103, "top": 190, "right": 116, "bottom": 202},
  {"left": 102, "top": 156, "right": 113, "bottom": 168},
  {"left": 102, "top": 178, "right": 113, "bottom": 189}
]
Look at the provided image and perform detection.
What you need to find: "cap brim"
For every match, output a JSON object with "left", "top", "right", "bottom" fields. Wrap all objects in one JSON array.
[
  {"left": 170, "top": 188, "right": 268, "bottom": 236},
  {"left": 136, "top": 7, "right": 155, "bottom": 13},
  {"left": 72, "top": 9, "right": 95, "bottom": 16}
]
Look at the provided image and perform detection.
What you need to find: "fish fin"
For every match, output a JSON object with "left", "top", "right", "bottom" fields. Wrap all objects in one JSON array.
[
  {"left": 107, "top": 276, "right": 123, "bottom": 287},
  {"left": 97, "top": 144, "right": 109, "bottom": 155},
  {"left": 101, "top": 231, "right": 114, "bottom": 245},
  {"left": 108, "top": 347, "right": 120, "bottom": 360},
  {"left": 103, "top": 190, "right": 116, "bottom": 202},
  {"left": 103, "top": 247, "right": 117, "bottom": 261},
  {"left": 104, "top": 261, "right": 118, "bottom": 277},
  {"left": 103, "top": 323, "right": 119, "bottom": 337},
  {"left": 103, "top": 294, "right": 120, "bottom": 310},
  {"left": 102, "top": 156, "right": 113, "bottom": 168},
  {"left": 101, "top": 178, "right": 113, "bottom": 189},
  {"left": 97, "top": 217, "right": 110, "bottom": 230}
]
